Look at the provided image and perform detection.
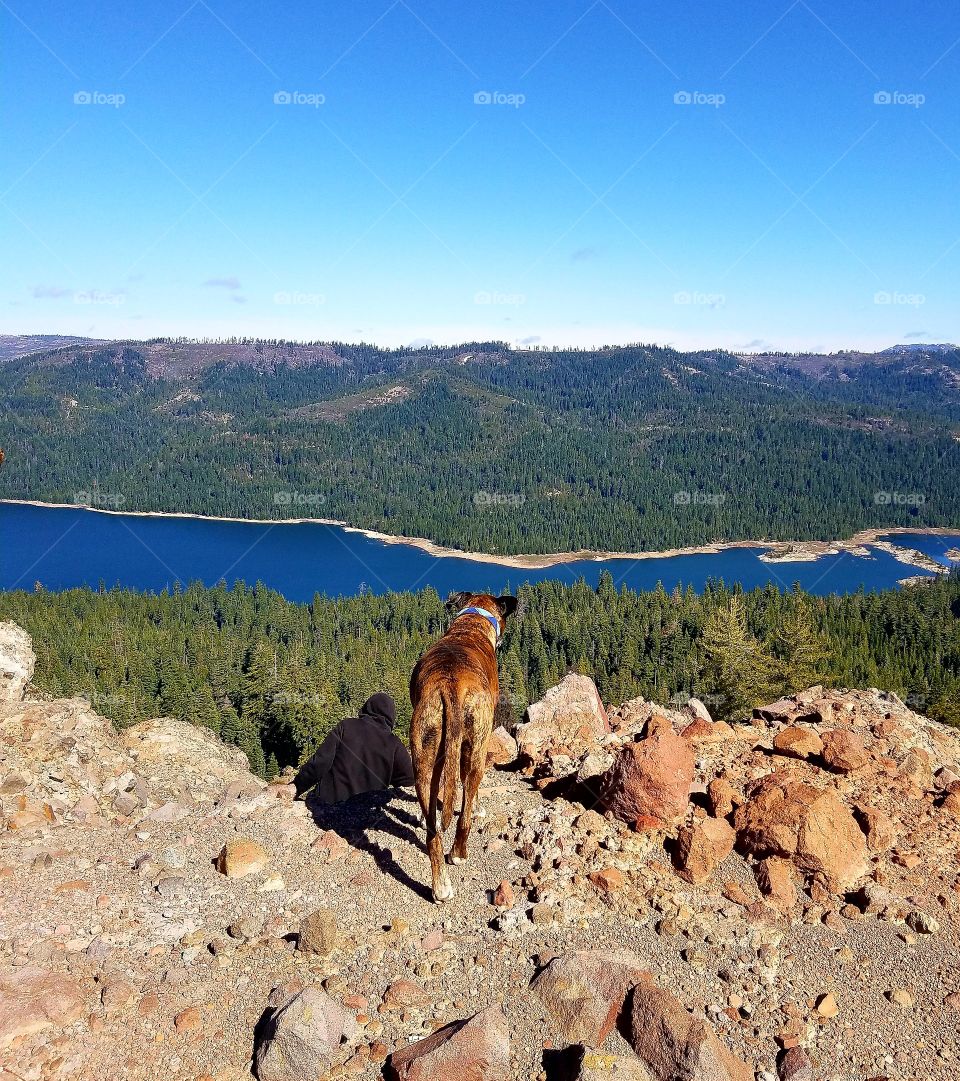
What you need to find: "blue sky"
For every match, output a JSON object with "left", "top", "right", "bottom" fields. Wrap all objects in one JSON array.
[{"left": 2, "top": 0, "right": 958, "bottom": 351}]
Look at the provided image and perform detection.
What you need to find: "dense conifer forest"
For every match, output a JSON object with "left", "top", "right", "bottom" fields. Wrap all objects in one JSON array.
[
  {"left": 1, "top": 339, "right": 959, "bottom": 554},
  {"left": 1, "top": 573, "right": 957, "bottom": 777}
]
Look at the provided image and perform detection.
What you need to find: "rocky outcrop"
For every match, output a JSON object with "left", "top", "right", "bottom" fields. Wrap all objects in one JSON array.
[{"left": 2, "top": 622, "right": 960, "bottom": 1081}]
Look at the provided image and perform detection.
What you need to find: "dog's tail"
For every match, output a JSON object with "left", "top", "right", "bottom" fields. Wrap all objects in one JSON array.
[{"left": 439, "top": 683, "right": 463, "bottom": 833}]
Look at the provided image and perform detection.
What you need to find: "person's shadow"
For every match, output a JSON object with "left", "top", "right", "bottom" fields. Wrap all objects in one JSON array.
[{"left": 305, "top": 788, "right": 434, "bottom": 903}]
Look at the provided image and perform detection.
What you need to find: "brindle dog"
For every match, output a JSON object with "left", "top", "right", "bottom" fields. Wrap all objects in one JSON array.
[{"left": 409, "top": 591, "right": 517, "bottom": 901}]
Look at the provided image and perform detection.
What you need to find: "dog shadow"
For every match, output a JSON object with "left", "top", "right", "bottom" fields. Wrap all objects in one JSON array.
[{"left": 305, "top": 788, "right": 434, "bottom": 903}]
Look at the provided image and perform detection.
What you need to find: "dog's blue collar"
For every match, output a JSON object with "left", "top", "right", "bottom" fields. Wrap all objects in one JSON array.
[{"left": 455, "top": 605, "right": 502, "bottom": 645}]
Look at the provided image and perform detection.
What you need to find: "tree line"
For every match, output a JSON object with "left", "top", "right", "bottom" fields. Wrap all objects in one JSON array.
[{"left": 1, "top": 573, "right": 957, "bottom": 777}]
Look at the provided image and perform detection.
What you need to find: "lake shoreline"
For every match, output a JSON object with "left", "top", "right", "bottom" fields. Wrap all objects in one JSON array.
[{"left": 3, "top": 498, "right": 960, "bottom": 572}]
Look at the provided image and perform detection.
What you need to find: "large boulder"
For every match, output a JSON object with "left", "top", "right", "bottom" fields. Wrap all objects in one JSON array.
[
  {"left": 515, "top": 674, "right": 609, "bottom": 761},
  {"left": 386, "top": 1004, "right": 511, "bottom": 1081},
  {"left": 254, "top": 985, "right": 357, "bottom": 1081},
  {"left": 531, "top": 949, "right": 649, "bottom": 1046},
  {"left": 598, "top": 716, "right": 694, "bottom": 826},
  {"left": 628, "top": 981, "right": 752, "bottom": 1081},
  {"left": 0, "top": 622, "right": 34, "bottom": 704},
  {"left": 733, "top": 772, "right": 869, "bottom": 890},
  {"left": 0, "top": 966, "right": 85, "bottom": 1047}
]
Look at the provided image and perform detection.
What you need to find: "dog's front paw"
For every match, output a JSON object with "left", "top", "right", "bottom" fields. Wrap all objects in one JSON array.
[{"left": 433, "top": 873, "right": 455, "bottom": 902}]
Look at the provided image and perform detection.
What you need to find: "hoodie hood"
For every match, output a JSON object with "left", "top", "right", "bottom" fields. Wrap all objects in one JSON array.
[{"left": 359, "top": 692, "right": 397, "bottom": 729}]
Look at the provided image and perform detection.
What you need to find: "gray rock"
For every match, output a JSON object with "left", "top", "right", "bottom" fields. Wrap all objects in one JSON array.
[
  {"left": 254, "top": 985, "right": 357, "bottom": 1081},
  {"left": 906, "top": 909, "right": 939, "bottom": 935}
]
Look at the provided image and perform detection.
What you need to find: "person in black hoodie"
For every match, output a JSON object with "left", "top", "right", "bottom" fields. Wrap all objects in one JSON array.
[{"left": 272, "top": 692, "right": 414, "bottom": 804}]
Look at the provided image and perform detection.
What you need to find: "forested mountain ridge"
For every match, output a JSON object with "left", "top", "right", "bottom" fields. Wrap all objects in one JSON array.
[{"left": 2, "top": 337, "right": 959, "bottom": 554}]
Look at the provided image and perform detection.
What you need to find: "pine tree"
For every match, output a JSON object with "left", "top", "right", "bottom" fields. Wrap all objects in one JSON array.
[
  {"left": 771, "top": 600, "right": 832, "bottom": 695},
  {"left": 702, "top": 596, "right": 774, "bottom": 720}
]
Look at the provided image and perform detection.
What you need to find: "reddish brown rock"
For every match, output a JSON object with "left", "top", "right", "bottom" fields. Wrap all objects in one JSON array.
[
  {"left": 515, "top": 674, "right": 609, "bottom": 761},
  {"left": 756, "top": 856, "right": 797, "bottom": 911},
  {"left": 942, "top": 791, "right": 960, "bottom": 816},
  {"left": 681, "top": 718, "right": 736, "bottom": 743},
  {"left": 674, "top": 817, "right": 736, "bottom": 885},
  {"left": 820, "top": 729, "right": 868, "bottom": 773},
  {"left": 382, "top": 980, "right": 430, "bottom": 1010},
  {"left": 778, "top": 1046, "right": 814, "bottom": 1081},
  {"left": 311, "top": 829, "right": 350, "bottom": 862},
  {"left": 532, "top": 949, "right": 649, "bottom": 1046},
  {"left": 386, "top": 1004, "right": 511, "bottom": 1081},
  {"left": 772, "top": 726, "right": 823, "bottom": 761},
  {"left": 216, "top": 838, "right": 267, "bottom": 878},
  {"left": 598, "top": 716, "right": 694, "bottom": 826},
  {"left": 723, "top": 881, "right": 755, "bottom": 907},
  {"left": 174, "top": 1006, "right": 202, "bottom": 1032},
  {"left": 492, "top": 880, "right": 515, "bottom": 908},
  {"left": 100, "top": 979, "right": 136, "bottom": 1012},
  {"left": 0, "top": 966, "right": 85, "bottom": 1047},
  {"left": 485, "top": 726, "right": 518, "bottom": 767},
  {"left": 589, "top": 867, "right": 625, "bottom": 893},
  {"left": 734, "top": 771, "right": 869, "bottom": 890},
  {"left": 708, "top": 777, "right": 737, "bottom": 819},
  {"left": 854, "top": 804, "right": 897, "bottom": 852},
  {"left": 628, "top": 980, "right": 752, "bottom": 1081}
]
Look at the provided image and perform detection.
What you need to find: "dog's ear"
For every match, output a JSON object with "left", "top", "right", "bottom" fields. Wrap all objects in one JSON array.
[
  {"left": 496, "top": 595, "right": 519, "bottom": 619},
  {"left": 445, "top": 591, "right": 472, "bottom": 612}
]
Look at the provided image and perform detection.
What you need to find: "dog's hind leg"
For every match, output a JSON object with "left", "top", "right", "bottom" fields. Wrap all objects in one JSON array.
[
  {"left": 415, "top": 760, "right": 453, "bottom": 901},
  {"left": 412, "top": 699, "right": 454, "bottom": 902},
  {"left": 449, "top": 700, "right": 492, "bottom": 865}
]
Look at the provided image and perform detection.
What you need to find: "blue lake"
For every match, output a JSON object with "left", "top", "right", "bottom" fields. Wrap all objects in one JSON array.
[{"left": 1, "top": 502, "right": 957, "bottom": 602}]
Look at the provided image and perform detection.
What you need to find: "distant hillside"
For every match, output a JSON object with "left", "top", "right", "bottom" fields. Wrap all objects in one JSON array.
[
  {"left": 1, "top": 337, "right": 959, "bottom": 553},
  {"left": 0, "top": 334, "right": 105, "bottom": 363}
]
